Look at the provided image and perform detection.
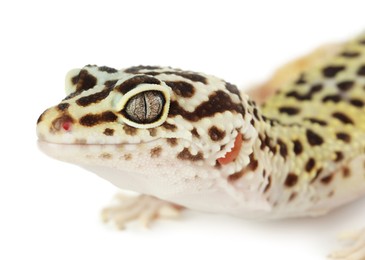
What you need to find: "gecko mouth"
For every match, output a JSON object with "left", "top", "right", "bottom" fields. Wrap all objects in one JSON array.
[{"left": 37, "top": 136, "right": 206, "bottom": 165}]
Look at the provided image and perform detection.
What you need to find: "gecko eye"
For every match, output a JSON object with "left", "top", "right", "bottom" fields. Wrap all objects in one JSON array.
[
  {"left": 123, "top": 91, "right": 165, "bottom": 124},
  {"left": 114, "top": 81, "right": 171, "bottom": 129}
]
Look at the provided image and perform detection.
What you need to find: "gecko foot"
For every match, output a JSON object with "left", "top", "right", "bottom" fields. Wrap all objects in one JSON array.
[
  {"left": 101, "top": 194, "right": 183, "bottom": 229},
  {"left": 329, "top": 228, "right": 365, "bottom": 260}
]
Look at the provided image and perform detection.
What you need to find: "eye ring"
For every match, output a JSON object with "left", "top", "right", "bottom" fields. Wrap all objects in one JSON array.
[{"left": 113, "top": 82, "right": 170, "bottom": 128}]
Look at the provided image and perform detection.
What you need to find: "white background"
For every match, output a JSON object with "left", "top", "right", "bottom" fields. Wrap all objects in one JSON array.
[{"left": 1, "top": 1, "right": 365, "bottom": 259}]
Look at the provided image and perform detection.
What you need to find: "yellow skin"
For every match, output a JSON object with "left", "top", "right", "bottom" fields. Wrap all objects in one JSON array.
[{"left": 37, "top": 34, "right": 365, "bottom": 259}]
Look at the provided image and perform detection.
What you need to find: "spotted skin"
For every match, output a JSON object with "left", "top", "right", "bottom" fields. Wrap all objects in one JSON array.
[{"left": 37, "top": 34, "right": 365, "bottom": 259}]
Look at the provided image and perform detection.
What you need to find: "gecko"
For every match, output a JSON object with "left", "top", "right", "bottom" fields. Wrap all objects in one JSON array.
[{"left": 37, "top": 33, "right": 365, "bottom": 259}]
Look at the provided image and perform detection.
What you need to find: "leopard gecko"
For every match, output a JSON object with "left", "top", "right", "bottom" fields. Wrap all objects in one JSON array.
[{"left": 36, "top": 33, "right": 365, "bottom": 259}]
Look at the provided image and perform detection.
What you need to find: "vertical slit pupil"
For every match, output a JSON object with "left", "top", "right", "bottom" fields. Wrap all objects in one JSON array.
[{"left": 124, "top": 91, "right": 164, "bottom": 124}]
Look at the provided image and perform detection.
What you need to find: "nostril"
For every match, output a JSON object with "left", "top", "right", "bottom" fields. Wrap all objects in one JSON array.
[
  {"left": 52, "top": 115, "right": 74, "bottom": 132},
  {"left": 62, "top": 121, "right": 72, "bottom": 131}
]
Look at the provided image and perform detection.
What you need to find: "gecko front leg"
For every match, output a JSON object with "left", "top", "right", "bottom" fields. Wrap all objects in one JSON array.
[{"left": 101, "top": 194, "right": 183, "bottom": 229}]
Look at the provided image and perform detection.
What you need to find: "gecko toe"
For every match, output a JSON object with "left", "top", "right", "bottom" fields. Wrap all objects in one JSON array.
[
  {"left": 101, "top": 194, "right": 183, "bottom": 229},
  {"left": 329, "top": 228, "right": 365, "bottom": 260}
]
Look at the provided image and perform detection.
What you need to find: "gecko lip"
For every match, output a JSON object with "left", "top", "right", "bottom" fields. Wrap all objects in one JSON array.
[
  {"left": 37, "top": 136, "right": 204, "bottom": 151},
  {"left": 37, "top": 139, "right": 209, "bottom": 169}
]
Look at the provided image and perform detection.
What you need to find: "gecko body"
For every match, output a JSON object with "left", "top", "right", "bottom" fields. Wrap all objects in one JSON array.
[{"left": 37, "top": 34, "right": 365, "bottom": 258}]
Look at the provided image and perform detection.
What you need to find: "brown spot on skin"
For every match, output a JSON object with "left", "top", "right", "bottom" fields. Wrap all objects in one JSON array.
[
  {"left": 340, "top": 51, "right": 360, "bottom": 58},
  {"left": 144, "top": 72, "right": 160, "bottom": 76},
  {"left": 304, "top": 117, "right": 328, "bottom": 126},
  {"left": 166, "top": 138, "right": 178, "bottom": 147},
  {"left": 228, "top": 170, "right": 244, "bottom": 182},
  {"left": 285, "top": 84, "right": 323, "bottom": 101},
  {"left": 253, "top": 108, "right": 260, "bottom": 120},
  {"left": 336, "top": 132, "right": 351, "bottom": 143},
  {"left": 57, "top": 103, "right": 70, "bottom": 111},
  {"left": 79, "top": 111, "right": 117, "bottom": 127},
  {"left": 191, "top": 128, "right": 200, "bottom": 138},
  {"left": 306, "top": 129, "right": 324, "bottom": 146},
  {"left": 104, "top": 80, "right": 118, "bottom": 88},
  {"left": 177, "top": 148, "right": 203, "bottom": 161},
  {"left": 250, "top": 118, "right": 255, "bottom": 127},
  {"left": 322, "top": 65, "right": 345, "bottom": 78},
  {"left": 285, "top": 173, "right": 298, "bottom": 187},
  {"left": 124, "top": 65, "right": 162, "bottom": 74},
  {"left": 98, "top": 66, "right": 118, "bottom": 73},
  {"left": 322, "top": 95, "right": 342, "bottom": 103},
  {"left": 75, "top": 138, "right": 87, "bottom": 144},
  {"left": 103, "top": 128, "right": 114, "bottom": 136},
  {"left": 305, "top": 158, "right": 315, "bottom": 172},
  {"left": 295, "top": 73, "right": 306, "bottom": 85},
  {"left": 264, "top": 176, "right": 272, "bottom": 193},
  {"left": 332, "top": 112, "right": 354, "bottom": 125},
  {"left": 162, "top": 122, "right": 177, "bottom": 131},
  {"left": 277, "top": 139, "right": 288, "bottom": 159},
  {"left": 123, "top": 154, "right": 132, "bottom": 160},
  {"left": 328, "top": 191, "right": 335, "bottom": 197},
  {"left": 76, "top": 86, "right": 113, "bottom": 107},
  {"left": 148, "top": 128, "right": 157, "bottom": 137},
  {"left": 263, "top": 134, "right": 277, "bottom": 154},
  {"left": 320, "top": 174, "right": 333, "bottom": 185},
  {"left": 259, "top": 134, "right": 266, "bottom": 150},
  {"left": 116, "top": 75, "right": 160, "bottom": 94},
  {"left": 357, "top": 65, "right": 365, "bottom": 76},
  {"left": 285, "top": 90, "right": 310, "bottom": 101},
  {"left": 100, "top": 153, "right": 112, "bottom": 159},
  {"left": 164, "top": 71, "right": 207, "bottom": 84},
  {"left": 310, "top": 84, "right": 324, "bottom": 93},
  {"left": 288, "top": 192, "right": 297, "bottom": 202},
  {"left": 75, "top": 69, "right": 98, "bottom": 92},
  {"left": 71, "top": 75, "right": 79, "bottom": 85},
  {"left": 169, "top": 91, "right": 245, "bottom": 121},
  {"left": 208, "top": 126, "right": 226, "bottom": 141},
  {"left": 279, "top": 106, "right": 300, "bottom": 115},
  {"left": 63, "top": 90, "right": 82, "bottom": 101},
  {"left": 225, "top": 82, "right": 242, "bottom": 100},
  {"left": 337, "top": 80, "right": 354, "bottom": 91},
  {"left": 334, "top": 151, "right": 344, "bottom": 162},
  {"left": 349, "top": 99, "right": 364, "bottom": 108},
  {"left": 247, "top": 153, "right": 259, "bottom": 171},
  {"left": 150, "top": 146, "right": 162, "bottom": 158},
  {"left": 311, "top": 167, "right": 323, "bottom": 183},
  {"left": 293, "top": 139, "right": 303, "bottom": 155},
  {"left": 123, "top": 125, "right": 137, "bottom": 136},
  {"left": 342, "top": 167, "right": 351, "bottom": 178},
  {"left": 165, "top": 81, "right": 195, "bottom": 98},
  {"left": 214, "top": 161, "right": 222, "bottom": 169}
]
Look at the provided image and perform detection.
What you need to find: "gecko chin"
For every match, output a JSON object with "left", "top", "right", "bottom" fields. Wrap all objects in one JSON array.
[
  {"left": 38, "top": 138, "right": 272, "bottom": 217},
  {"left": 37, "top": 139, "right": 237, "bottom": 212}
]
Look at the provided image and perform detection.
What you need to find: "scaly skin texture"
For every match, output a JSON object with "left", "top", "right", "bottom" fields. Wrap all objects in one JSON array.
[{"left": 37, "top": 33, "right": 365, "bottom": 259}]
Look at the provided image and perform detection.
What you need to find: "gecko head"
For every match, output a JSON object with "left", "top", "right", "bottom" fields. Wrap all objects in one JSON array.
[{"left": 37, "top": 65, "right": 259, "bottom": 205}]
